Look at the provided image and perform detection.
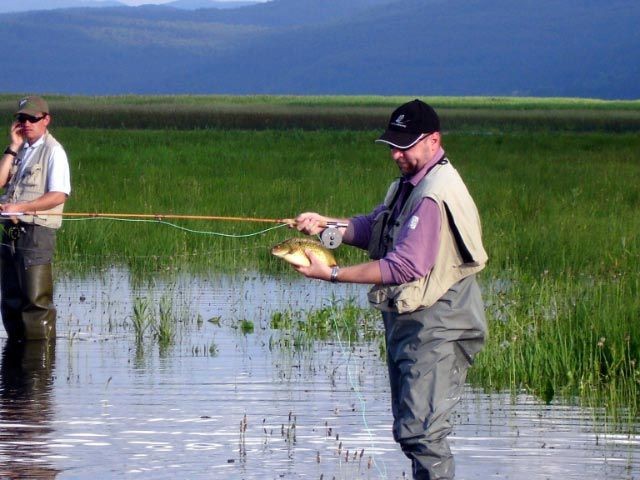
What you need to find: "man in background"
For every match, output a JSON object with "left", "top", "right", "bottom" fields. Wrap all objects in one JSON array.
[{"left": 0, "top": 96, "right": 71, "bottom": 342}]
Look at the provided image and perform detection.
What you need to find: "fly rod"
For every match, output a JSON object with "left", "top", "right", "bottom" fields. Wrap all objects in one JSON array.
[
  {"left": 1, "top": 211, "right": 348, "bottom": 227},
  {"left": 1, "top": 211, "right": 296, "bottom": 224},
  {"left": 0, "top": 212, "right": 349, "bottom": 247}
]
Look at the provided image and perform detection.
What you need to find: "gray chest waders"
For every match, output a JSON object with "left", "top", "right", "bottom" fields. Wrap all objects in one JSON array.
[{"left": 0, "top": 224, "right": 57, "bottom": 341}]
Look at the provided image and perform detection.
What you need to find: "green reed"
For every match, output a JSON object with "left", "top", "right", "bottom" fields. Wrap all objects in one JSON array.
[
  {"left": 450, "top": 131, "right": 640, "bottom": 424},
  {"left": 156, "top": 296, "right": 176, "bottom": 347},
  {"left": 130, "top": 295, "right": 177, "bottom": 348},
  {"left": 132, "top": 297, "right": 153, "bottom": 343}
]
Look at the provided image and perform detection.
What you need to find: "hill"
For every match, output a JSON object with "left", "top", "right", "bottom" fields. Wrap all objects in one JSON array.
[
  {"left": 166, "top": 0, "right": 263, "bottom": 9},
  {"left": 0, "top": 0, "right": 637, "bottom": 98},
  {"left": 0, "top": 0, "right": 123, "bottom": 14}
]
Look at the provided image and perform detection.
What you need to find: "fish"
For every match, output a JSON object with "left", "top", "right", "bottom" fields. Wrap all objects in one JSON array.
[{"left": 270, "top": 237, "right": 337, "bottom": 267}]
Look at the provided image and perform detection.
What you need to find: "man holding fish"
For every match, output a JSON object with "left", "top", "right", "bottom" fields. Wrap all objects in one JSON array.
[{"left": 289, "top": 99, "right": 488, "bottom": 480}]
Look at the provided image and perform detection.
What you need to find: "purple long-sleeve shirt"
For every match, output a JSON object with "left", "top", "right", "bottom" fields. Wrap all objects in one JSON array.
[{"left": 346, "top": 148, "right": 444, "bottom": 285}]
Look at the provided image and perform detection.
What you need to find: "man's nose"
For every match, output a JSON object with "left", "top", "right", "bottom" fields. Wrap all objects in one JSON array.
[{"left": 391, "top": 148, "right": 403, "bottom": 159}]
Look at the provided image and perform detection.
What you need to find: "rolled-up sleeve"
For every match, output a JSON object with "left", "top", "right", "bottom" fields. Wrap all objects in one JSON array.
[{"left": 379, "top": 197, "right": 440, "bottom": 285}]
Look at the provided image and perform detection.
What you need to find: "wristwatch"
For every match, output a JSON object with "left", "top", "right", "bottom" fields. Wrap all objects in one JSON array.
[
  {"left": 330, "top": 266, "right": 340, "bottom": 283},
  {"left": 3, "top": 147, "right": 17, "bottom": 157}
]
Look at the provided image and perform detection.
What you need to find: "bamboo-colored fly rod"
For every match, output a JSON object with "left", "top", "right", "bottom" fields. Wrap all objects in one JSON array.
[{"left": 1, "top": 211, "right": 296, "bottom": 224}]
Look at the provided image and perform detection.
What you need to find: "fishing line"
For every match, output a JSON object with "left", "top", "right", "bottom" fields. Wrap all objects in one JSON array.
[
  {"left": 329, "top": 300, "right": 388, "bottom": 479},
  {"left": 0, "top": 215, "right": 289, "bottom": 257},
  {"left": 0, "top": 211, "right": 348, "bottom": 248},
  {"left": 61, "top": 215, "right": 289, "bottom": 238}
]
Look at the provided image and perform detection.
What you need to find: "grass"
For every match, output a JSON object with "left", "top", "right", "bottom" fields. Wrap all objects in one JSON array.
[
  {"left": 54, "top": 128, "right": 639, "bottom": 277},
  {"left": 3, "top": 93, "right": 639, "bottom": 109},
  {"left": 471, "top": 271, "right": 639, "bottom": 421},
  {"left": 2, "top": 94, "right": 638, "bottom": 425},
  {"left": 54, "top": 125, "right": 640, "bottom": 422},
  {"left": 269, "top": 298, "right": 382, "bottom": 352},
  {"left": 132, "top": 297, "right": 153, "bottom": 343},
  {"left": 2, "top": 94, "right": 639, "bottom": 131},
  {"left": 53, "top": 127, "right": 389, "bottom": 274},
  {"left": 130, "top": 294, "right": 181, "bottom": 349}
]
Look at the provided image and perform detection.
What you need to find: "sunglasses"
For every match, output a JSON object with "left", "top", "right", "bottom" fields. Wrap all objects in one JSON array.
[{"left": 16, "top": 113, "right": 47, "bottom": 124}]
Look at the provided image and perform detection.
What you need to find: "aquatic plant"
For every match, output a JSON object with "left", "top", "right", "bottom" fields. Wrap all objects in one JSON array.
[
  {"left": 132, "top": 297, "right": 153, "bottom": 343},
  {"left": 239, "top": 414, "right": 248, "bottom": 460},
  {"left": 154, "top": 296, "right": 175, "bottom": 347},
  {"left": 130, "top": 293, "right": 182, "bottom": 349},
  {"left": 239, "top": 319, "right": 254, "bottom": 335},
  {"left": 269, "top": 299, "right": 381, "bottom": 351}
]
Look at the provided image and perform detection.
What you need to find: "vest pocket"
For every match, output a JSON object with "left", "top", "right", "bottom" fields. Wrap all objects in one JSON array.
[
  {"left": 368, "top": 279, "right": 427, "bottom": 314},
  {"left": 21, "top": 164, "right": 43, "bottom": 187}
]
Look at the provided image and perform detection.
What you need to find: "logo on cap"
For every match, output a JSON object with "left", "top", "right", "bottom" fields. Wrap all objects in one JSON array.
[
  {"left": 391, "top": 114, "right": 408, "bottom": 129},
  {"left": 19, "top": 98, "right": 28, "bottom": 109}
]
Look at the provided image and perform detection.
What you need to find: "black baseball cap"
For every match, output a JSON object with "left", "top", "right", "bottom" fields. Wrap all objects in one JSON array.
[{"left": 376, "top": 99, "right": 440, "bottom": 149}]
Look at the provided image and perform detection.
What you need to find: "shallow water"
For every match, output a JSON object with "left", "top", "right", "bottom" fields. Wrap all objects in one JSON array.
[{"left": 0, "top": 269, "right": 638, "bottom": 479}]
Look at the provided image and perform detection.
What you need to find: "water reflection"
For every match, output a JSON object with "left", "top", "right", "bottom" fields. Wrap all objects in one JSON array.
[{"left": 0, "top": 340, "right": 58, "bottom": 479}]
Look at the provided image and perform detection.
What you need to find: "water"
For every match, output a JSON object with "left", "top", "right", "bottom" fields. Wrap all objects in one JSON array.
[{"left": 0, "top": 268, "right": 638, "bottom": 479}]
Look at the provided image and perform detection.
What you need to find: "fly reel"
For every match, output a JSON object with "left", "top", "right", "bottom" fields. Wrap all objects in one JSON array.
[{"left": 319, "top": 221, "right": 348, "bottom": 249}]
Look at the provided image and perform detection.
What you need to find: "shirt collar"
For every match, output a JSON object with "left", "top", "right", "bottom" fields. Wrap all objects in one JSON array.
[{"left": 24, "top": 133, "right": 47, "bottom": 149}]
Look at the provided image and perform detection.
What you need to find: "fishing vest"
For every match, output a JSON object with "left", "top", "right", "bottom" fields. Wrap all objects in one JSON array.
[
  {"left": 367, "top": 159, "right": 488, "bottom": 313},
  {"left": 2, "top": 132, "right": 65, "bottom": 229}
]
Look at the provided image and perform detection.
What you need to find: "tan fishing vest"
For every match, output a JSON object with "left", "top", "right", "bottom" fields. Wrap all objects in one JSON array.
[
  {"left": 368, "top": 160, "right": 488, "bottom": 313},
  {"left": 2, "top": 132, "right": 65, "bottom": 229}
]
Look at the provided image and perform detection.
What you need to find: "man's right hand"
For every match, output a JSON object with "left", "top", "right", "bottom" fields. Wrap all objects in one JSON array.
[
  {"left": 9, "top": 121, "right": 24, "bottom": 149},
  {"left": 294, "top": 212, "right": 328, "bottom": 236}
]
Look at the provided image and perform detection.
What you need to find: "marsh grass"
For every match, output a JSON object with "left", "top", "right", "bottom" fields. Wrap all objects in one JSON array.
[
  {"left": 156, "top": 296, "right": 176, "bottom": 347},
  {"left": 239, "top": 319, "right": 255, "bottom": 335},
  {"left": 130, "top": 295, "right": 180, "bottom": 348},
  {"left": 448, "top": 131, "right": 640, "bottom": 424},
  {"left": 51, "top": 124, "right": 639, "bottom": 421},
  {"left": 471, "top": 271, "right": 639, "bottom": 423},
  {"left": 269, "top": 299, "right": 382, "bottom": 351},
  {"left": 2, "top": 94, "right": 639, "bottom": 131},
  {"left": 132, "top": 297, "right": 153, "bottom": 343},
  {"left": 6, "top": 96, "right": 637, "bottom": 425},
  {"left": 54, "top": 128, "right": 387, "bottom": 274}
]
